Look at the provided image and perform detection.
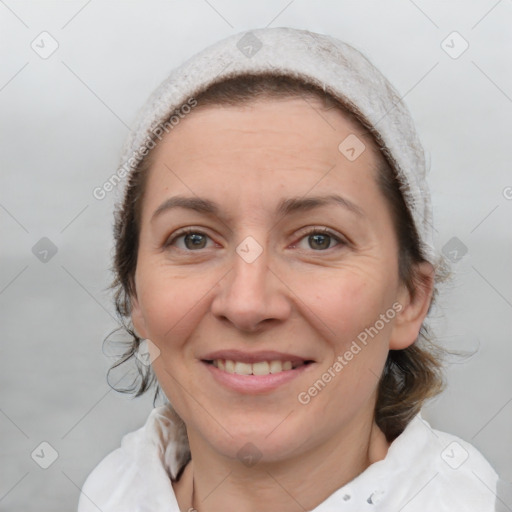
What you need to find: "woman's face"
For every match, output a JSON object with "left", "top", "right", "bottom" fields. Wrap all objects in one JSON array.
[{"left": 131, "top": 97, "right": 424, "bottom": 462}]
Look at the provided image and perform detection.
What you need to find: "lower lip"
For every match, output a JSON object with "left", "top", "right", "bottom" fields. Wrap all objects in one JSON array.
[{"left": 203, "top": 361, "right": 312, "bottom": 394}]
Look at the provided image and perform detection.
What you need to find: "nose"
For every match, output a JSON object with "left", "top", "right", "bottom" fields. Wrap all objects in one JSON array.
[{"left": 210, "top": 238, "right": 291, "bottom": 333}]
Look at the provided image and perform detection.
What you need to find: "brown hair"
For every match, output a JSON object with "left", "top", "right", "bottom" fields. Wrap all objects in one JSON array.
[{"left": 107, "top": 73, "right": 446, "bottom": 442}]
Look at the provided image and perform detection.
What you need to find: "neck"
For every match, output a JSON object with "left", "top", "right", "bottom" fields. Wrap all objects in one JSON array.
[{"left": 173, "top": 409, "right": 390, "bottom": 512}]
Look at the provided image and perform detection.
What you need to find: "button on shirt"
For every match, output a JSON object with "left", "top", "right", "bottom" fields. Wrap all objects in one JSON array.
[{"left": 77, "top": 406, "right": 505, "bottom": 511}]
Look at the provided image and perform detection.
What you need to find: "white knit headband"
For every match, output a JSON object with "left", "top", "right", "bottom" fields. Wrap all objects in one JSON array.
[{"left": 118, "top": 26, "right": 437, "bottom": 265}]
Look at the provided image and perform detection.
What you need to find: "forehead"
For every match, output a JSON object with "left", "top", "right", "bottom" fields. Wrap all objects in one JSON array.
[
  {"left": 152, "top": 96, "right": 376, "bottom": 162},
  {"left": 141, "top": 97, "right": 382, "bottom": 219}
]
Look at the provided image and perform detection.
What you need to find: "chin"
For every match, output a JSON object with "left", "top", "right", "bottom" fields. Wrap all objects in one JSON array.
[{"left": 190, "top": 409, "right": 317, "bottom": 464}]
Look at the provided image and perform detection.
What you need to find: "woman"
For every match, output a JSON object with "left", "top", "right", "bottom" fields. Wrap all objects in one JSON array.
[{"left": 78, "top": 27, "right": 505, "bottom": 511}]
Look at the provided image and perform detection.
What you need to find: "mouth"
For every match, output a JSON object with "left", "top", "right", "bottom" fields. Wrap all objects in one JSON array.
[
  {"left": 203, "top": 359, "right": 313, "bottom": 376},
  {"left": 200, "top": 351, "right": 315, "bottom": 393}
]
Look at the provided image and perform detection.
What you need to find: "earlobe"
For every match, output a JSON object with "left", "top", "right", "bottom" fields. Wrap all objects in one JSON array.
[{"left": 389, "top": 262, "right": 434, "bottom": 350}]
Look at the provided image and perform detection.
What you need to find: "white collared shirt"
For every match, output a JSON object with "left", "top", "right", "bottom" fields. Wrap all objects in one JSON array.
[{"left": 77, "top": 406, "right": 506, "bottom": 511}]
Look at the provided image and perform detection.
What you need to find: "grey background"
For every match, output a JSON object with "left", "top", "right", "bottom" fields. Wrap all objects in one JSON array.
[{"left": 1, "top": 1, "right": 511, "bottom": 510}]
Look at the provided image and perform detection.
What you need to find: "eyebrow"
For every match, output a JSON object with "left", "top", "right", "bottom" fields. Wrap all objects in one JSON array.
[{"left": 151, "top": 194, "right": 365, "bottom": 222}]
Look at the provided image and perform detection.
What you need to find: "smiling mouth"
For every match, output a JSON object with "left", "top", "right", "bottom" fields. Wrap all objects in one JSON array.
[{"left": 203, "top": 359, "right": 313, "bottom": 376}]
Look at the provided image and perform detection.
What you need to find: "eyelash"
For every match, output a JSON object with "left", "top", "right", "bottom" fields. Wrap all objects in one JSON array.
[{"left": 164, "top": 226, "right": 347, "bottom": 252}]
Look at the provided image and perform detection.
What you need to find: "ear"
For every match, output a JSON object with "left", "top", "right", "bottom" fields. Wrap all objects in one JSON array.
[
  {"left": 389, "top": 262, "right": 434, "bottom": 350},
  {"left": 131, "top": 293, "right": 149, "bottom": 340}
]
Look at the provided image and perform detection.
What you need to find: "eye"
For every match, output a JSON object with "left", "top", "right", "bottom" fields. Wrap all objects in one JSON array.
[
  {"left": 164, "top": 227, "right": 347, "bottom": 252},
  {"left": 164, "top": 228, "right": 215, "bottom": 251},
  {"left": 294, "top": 227, "right": 346, "bottom": 251}
]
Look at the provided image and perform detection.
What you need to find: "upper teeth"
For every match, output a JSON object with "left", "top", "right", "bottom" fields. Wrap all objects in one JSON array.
[{"left": 212, "top": 359, "right": 297, "bottom": 375}]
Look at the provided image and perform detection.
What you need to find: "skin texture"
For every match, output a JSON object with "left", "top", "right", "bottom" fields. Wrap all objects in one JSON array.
[{"left": 130, "top": 97, "right": 434, "bottom": 512}]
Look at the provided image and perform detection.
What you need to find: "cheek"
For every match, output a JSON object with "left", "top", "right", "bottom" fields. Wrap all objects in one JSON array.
[
  {"left": 291, "top": 267, "right": 396, "bottom": 407},
  {"left": 295, "top": 267, "right": 396, "bottom": 343},
  {"left": 136, "top": 263, "right": 211, "bottom": 346},
  {"left": 300, "top": 274, "right": 393, "bottom": 401}
]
